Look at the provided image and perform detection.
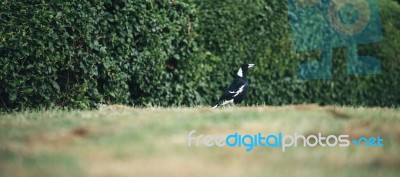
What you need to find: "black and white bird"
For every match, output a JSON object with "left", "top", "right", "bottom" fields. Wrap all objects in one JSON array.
[{"left": 212, "top": 64, "right": 255, "bottom": 108}]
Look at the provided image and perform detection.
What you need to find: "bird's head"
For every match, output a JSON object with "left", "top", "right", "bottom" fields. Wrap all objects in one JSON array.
[{"left": 237, "top": 64, "right": 255, "bottom": 77}]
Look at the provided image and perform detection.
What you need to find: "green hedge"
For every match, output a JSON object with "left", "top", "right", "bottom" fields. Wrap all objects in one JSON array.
[
  {"left": 189, "top": 0, "right": 400, "bottom": 107},
  {"left": 0, "top": 0, "right": 399, "bottom": 111},
  {"left": 0, "top": 0, "right": 201, "bottom": 110}
]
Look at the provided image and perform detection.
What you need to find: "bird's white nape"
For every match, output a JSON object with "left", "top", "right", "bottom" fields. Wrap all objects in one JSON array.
[{"left": 237, "top": 68, "right": 243, "bottom": 77}]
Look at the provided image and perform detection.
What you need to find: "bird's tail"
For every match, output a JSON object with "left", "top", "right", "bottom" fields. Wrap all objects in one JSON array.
[{"left": 211, "top": 102, "right": 220, "bottom": 108}]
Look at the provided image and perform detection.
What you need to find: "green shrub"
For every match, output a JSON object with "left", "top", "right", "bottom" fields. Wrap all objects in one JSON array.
[
  {"left": 0, "top": 0, "right": 399, "bottom": 111},
  {"left": 0, "top": 0, "right": 200, "bottom": 110},
  {"left": 189, "top": 0, "right": 400, "bottom": 107}
]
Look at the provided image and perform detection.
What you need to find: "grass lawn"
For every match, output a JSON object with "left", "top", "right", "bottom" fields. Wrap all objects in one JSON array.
[{"left": 1, "top": 105, "right": 400, "bottom": 177}]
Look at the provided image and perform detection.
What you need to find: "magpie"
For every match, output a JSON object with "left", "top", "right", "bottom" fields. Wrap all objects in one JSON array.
[{"left": 212, "top": 64, "right": 255, "bottom": 108}]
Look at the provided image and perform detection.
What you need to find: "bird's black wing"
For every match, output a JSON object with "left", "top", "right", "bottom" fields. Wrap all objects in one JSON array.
[{"left": 212, "top": 78, "right": 248, "bottom": 107}]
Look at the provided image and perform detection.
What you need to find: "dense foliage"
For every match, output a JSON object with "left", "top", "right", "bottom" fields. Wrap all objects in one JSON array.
[
  {"left": 0, "top": 0, "right": 399, "bottom": 110},
  {"left": 0, "top": 0, "right": 201, "bottom": 110},
  {"left": 191, "top": 0, "right": 400, "bottom": 107}
]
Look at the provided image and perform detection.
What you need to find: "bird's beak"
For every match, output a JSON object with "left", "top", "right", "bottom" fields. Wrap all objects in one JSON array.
[{"left": 248, "top": 64, "right": 255, "bottom": 68}]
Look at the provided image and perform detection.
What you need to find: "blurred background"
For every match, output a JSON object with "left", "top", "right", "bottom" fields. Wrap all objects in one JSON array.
[{"left": 0, "top": 0, "right": 399, "bottom": 111}]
